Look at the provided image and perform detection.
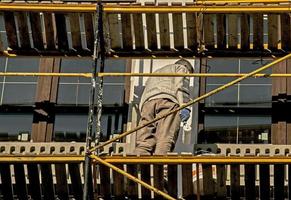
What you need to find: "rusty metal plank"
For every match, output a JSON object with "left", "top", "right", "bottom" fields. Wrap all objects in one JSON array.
[
  {"left": 132, "top": 13, "right": 144, "bottom": 50},
  {"left": 245, "top": 164, "right": 256, "bottom": 200},
  {"left": 259, "top": 164, "right": 270, "bottom": 200},
  {"left": 27, "top": 164, "right": 42, "bottom": 200},
  {"left": 55, "top": 13, "right": 69, "bottom": 51},
  {"left": 203, "top": 14, "right": 215, "bottom": 49},
  {"left": 241, "top": 14, "right": 250, "bottom": 50},
  {"left": 216, "top": 164, "right": 227, "bottom": 198},
  {"left": 55, "top": 164, "right": 69, "bottom": 200},
  {"left": 216, "top": 14, "right": 226, "bottom": 49},
  {"left": 40, "top": 164, "right": 55, "bottom": 200},
  {"left": 69, "top": 13, "right": 82, "bottom": 50},
  {"left": 84, "top": 13, "right": 94, "bottom": 51},
  {"left": 126, "top": 164, "right": 138, "bottom": 198},
  {"left": 153, "top": 164, "right": 164, "bottom": 199},
  {"left": 121, "top": 13, "right": 132, "bottom": 50},
  {"left": 107, "top": 14, "right": 121, "bottom": 50},
  {"left": 68, "top": 164, "right": 83, "bottom": 200},
  {"left": 0, "top": 164, "right": 14, "bottom": 200},
  {"left": 253, "top": 14, "right": 264, "bottom": 50},
  {"left": 140, "top": 164, "right": 151, "bottom": 198},
  {"left": 186, "top": 12, "right": 197, "bottom": 51},
  {"left": 268, "top": 14, "right": 279, "bottom": 50},
  {"left": 230, "top": 164, "right": 240, "bottom": 199},
  {"left": 159, "top": 11, "right": 170, "bottom": 50},
  {"left": 274, "top": 164, "right": 285, "bottom": 199},
  {"left": 29, "top": 12, "right": 44, "bottom": 50},
  {"left": 14, "top": 164, "right": 28, "bottom": 200},
  {"left": 280, "top": 14, "right": 291, "bottom": 51},
  {"left": 15, "top": 12, "right": 30, "bottom": 49},
  {"left": 228, "top": 14, "right": 238, "bottom": 49},
  {"left": 4, "top": 12, "right": 18, "bottom": 49},
  {"left": 43, "top": 13, "right": 55, "bottom": 49}
]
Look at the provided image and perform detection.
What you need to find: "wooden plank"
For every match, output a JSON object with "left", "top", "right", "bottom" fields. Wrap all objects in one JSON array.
[
  {"left": 259, "top": 164, "right": 270, "bottom": 200},
  {"left": 168, "top": 164, "right": 178, "bottom": 199},
  {"left": 132, "top": 13, "right": 144, "bottom": 50},
  {"left": 268, "top": 14, "right": 279, "bottom": 50},
  {"left": 126, "top": 164, "right": 138, "bottom": 199},
  {"left": 27, "top": 164, "right": 42, "bottom": 200},
  {"left": 146, "top": 7, "right": 157, "bottom": 50},
  {"left": 202, "top": 164, "right": 215, "bottom": 197},
  {"left": 140, "top": 164, "right": 151, "bottom": 198},
  {"left": 68, "top": 164, "right": 83, "bottom": 200},
  {"left": 50, "top": 58, "right": 61, "bottom": 103},
  {"left": 274, "top": 164, "right": 285, "bottom": 200},
  {"left": 112, "top": 163, "right": 125, "bottom": 198},
  {"left": 245, "top": 164, "right": 256, "bottom": 200},
  {"left": 159, "top": 11, "right": 170, "bottom": 50},
  {"left": 216, "top": 14, "right": 226, "bottom": 49},
  {"left": 14, "top": 164, "right": 28, "bottom": 200},
  {"left": 40, "top": 164, "right": 55, "bottom": 200},
  {"left": 153, "top": 164, "right": 164, "bottom": 199},
  {"left": 172, "top": 3, "right": 184, "bottom": 50},
  {"left": 69, "top": 13, "right": 82, "bottom": 50},
  {"left": 272, "top": 121, "right": 287, "bottom": 144},
  {"left": 288, "top": 161, "right": 291, "bottom": 200},
  {"left": 55, "top": 13, "right": 69, "bottom": 51},
  {"left": 4, "top": 12, "right": 18, "bottom": 49},
  {"left": 84, "top": 13, "right": 94, "bottom": 51},
  {"left": 287, "top": 59, "right": 291, "bottom": 97},
  {"left": 29, "top": 12, "right": 44, "bottom": 50},
  {"left": 272, "top": 60, "right": 287, "bottom": 96},
  {"left": 182, "top": 163, "right": 194, "bottom": 199},
  {"left": 203, "top": 14, "right": 215, "bottom": 50},
  {"left": 55, "top": 164, "right": 69, "bottom": 200},
  {"left": 121, "top": 13, "right": 133, "bottom": 50},
  {"left": 43, "top": 13, "right": 55, "bottom": 49},
  {"left": 216, "top": 164, "right": 227, "bottom": 199},
  {"left": 0, "top": 164, "right": 13, "bottom": 200},
  {"left": 99, "top": 163, "right": 111, "bottom": 199},
  {"left": 241, "top": 14, "right": 250, "bottom": 50},
  {"left": 253, "top": 14, "right": 264, "bottom": 50},
  {"left": 230, "top": 164, "right": 240, "bottom": 199},
  {"left": 108, "top": 14, "right": 121, "bottom": 50},
  {"left": 186, "top": 12, "right": 197, "bottom": 51},
  {"left": 15, "top": 12, "right": 30, "bottom": 49},
  {"left": 280, "top": 14, "right": 291, "bottom": 51},
  {"left": 228, "top": 14, "right": 238, "bottom": 49}
]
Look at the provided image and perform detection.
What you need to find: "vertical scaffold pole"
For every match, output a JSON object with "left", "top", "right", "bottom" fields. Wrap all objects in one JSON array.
[{"left": 83, "top": 1, "right": 105, "bottom": 199}]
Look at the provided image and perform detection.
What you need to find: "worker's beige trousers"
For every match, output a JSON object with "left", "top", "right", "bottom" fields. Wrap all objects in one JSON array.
[{"left": 134, "top": 98, "right": 181, "bottom": 155}]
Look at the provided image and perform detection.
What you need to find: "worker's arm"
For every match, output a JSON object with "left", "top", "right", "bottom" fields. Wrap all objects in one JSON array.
[{"left": 176, "top": 65, "right": 191, "bottom": 105}]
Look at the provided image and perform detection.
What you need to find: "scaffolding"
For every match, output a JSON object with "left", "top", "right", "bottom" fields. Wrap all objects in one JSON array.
[{"left": 0, "top": 0, "right": 290, "bottom": 199}]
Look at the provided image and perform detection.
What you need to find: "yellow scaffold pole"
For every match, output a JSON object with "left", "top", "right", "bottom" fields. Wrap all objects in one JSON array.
[
  {"left": 0, "top": 3, "right": 289, "bottom": 13},
  {"left": 89, "top": 53, "right": 291, "bottom": 153},
  {"left": 2, "top": 72, "right": 291, "bottom": 78},
  {"left": 89, "top": 154, "right": 176, "bottom": 200}
]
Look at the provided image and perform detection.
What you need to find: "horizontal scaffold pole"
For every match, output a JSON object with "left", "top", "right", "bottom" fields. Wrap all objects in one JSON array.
[
  {"left": 2, "top": 72, "right": 291, "bottom": 78},
  {"left": 0, "top": 3, "right": 289, "bottom": 13},
  {"left": 3, "top": 155, "right": 291, "bottom": 164}
]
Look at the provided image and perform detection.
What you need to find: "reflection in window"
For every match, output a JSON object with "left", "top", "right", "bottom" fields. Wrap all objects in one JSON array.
[
  {"left": 54, "top": 113, "right": 124, "bottom": 142},
  {"left": 205, "top": 58, "right": 272, "bottom": 108},
  {"left": 0, "top": 113, "right": 33, "bottom": 141},
  {"left": 201, "top": 115, "right": 271, "bottom": 144},
  {"left": 57, "top": 59, "right": 126, "bottom": 106}
]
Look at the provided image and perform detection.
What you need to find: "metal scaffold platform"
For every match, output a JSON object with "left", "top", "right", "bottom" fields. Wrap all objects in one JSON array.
[{"left": 0, "top": 1, "right": 290, "bottom": 200}]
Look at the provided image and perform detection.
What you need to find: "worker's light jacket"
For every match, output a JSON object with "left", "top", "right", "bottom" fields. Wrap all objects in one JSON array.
[{"left": 139, "top": 64, "right": 191, "bottom": 111}]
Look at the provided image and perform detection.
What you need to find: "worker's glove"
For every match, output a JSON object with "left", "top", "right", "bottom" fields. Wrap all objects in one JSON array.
[{"left": 180, "top": 108, "right": 191, "bottom": 122}]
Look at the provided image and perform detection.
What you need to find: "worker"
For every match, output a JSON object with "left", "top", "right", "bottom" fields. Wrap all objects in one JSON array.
[{"left": 134, "top": 59, "right": 194, "bottom": 155}]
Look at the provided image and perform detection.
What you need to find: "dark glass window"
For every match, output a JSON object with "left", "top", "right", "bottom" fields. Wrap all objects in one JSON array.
[
  {"left": 54, "top": 113, "right": 124, "bottom": 142},
  {"left": 57, "top": 58, "right": 126, "bottom": 106},
  {"left": 0, "top": 113, "right": 33, "bottom": 141},
  {"left": 202, "top": 57, "right": 272, "bottom": 144},
  {"left": 203, "top": 114, "right": 271, "bottom": 144}
]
